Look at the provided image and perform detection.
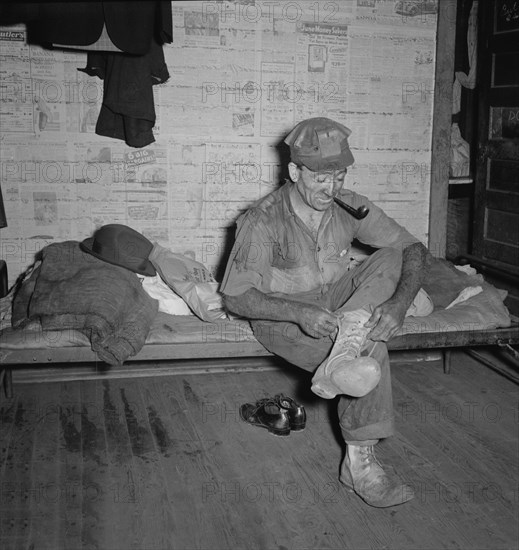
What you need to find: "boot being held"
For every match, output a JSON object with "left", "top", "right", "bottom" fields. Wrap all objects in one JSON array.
[{"left": 311, "top": 308, "right": 381, "bottom": 399}]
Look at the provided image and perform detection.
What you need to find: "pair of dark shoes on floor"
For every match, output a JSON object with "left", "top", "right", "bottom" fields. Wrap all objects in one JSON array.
[{"left": 240, "top": 394, "right": 306, "bottom": 436}]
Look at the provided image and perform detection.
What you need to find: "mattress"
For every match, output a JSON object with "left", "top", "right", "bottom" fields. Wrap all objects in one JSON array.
[{"left": 0, "top": 259, "right": 513, "bottom": 364}]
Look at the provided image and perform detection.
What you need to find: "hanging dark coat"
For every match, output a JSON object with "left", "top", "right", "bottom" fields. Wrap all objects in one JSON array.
[
  {"left": 18, "top": 1, "right": 172, "bottom": 55},
  {"left": 79, "top": 38, "right": 170, "bottom": 148}
]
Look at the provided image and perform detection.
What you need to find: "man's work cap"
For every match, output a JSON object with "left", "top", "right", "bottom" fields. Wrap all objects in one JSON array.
[{"left": 284, "top": 117, "right": 355, "bottom": 172}]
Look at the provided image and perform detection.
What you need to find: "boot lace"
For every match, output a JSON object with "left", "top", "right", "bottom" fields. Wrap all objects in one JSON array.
[
  {"left": 334, "top": 317, "right": 368, "bottom": 358},
  {"left": 359, "top": 445, "right": 383, "bottom": 469}
]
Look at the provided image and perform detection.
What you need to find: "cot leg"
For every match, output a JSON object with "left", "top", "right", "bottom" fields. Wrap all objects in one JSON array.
[
  {"left": 2, "top": 368, "right": 13, "bottom": 399},
  {"left": 443, "top": 349, "right": 452, "bottom": 374}
]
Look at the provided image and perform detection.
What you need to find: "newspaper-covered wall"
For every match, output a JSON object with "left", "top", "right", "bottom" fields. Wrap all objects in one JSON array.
[{"left": 0, "top": 0, "right": 438, "bottom": 285}]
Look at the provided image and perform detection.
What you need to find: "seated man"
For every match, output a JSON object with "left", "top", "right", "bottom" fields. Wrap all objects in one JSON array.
[{"left": 220, "top": 117, "right": 431, "bottom": 508}]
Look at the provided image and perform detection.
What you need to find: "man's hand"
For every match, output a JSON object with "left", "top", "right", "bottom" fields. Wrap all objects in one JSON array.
[
  {"left": 364, "top": 299, "right": 407, "bottom": 342},
  {"left": 365, "top": 242, "right": 431, "bottom": 342},
  {"left": 298, "top": 304, "right": 339, "bottom": 339}
]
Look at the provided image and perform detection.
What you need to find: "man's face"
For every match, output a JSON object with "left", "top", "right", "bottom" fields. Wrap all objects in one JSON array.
[{"left": 293, "top": 164, "right": 347, "bottom": 211}]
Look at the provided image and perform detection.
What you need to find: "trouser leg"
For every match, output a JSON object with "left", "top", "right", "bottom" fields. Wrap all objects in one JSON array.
[
  {"left": 338, "top": 341, "right": 394, "bottom": 441},
  {"left": 251, "top": 312, "right": 332, "bottom": 373},
  {"left": 251, "top": 247, "right": 402, "bottom": 440},
  {"left": 326, "top": 247, "right": 403, "bottom": 312},
  {"left": 330, "top": 248, "right": 401, "bottom": 441}
]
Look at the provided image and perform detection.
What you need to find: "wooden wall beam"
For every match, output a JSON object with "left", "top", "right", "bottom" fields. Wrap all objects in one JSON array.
[{"left": 429, "top": 0, "right": 458, "bottom": 257}]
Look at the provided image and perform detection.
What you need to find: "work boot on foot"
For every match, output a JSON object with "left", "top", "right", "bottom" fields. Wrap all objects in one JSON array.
[
  {"left": 311, "top": 309, "right": 381, "bottom": 399},
  {"left": 340, "top": 444, "right": 415, "bottom": 508}
]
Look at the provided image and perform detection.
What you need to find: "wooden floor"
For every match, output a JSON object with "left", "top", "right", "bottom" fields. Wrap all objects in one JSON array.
[{"left": 1, "top": 351, "right": 518, "bottom": 550}]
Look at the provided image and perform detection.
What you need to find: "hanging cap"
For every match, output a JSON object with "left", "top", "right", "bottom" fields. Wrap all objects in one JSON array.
[{"left": 284, "top": 117, "right": 355, "bottom": 171}]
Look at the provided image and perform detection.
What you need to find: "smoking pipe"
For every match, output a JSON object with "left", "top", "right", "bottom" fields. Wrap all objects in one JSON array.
[{"left": 333, "top": 196, "right": 370, "bottom": 219}]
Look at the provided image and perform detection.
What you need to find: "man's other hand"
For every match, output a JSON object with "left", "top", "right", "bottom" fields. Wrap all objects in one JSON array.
[
  {"left": 299, "top": 305, "right": 339, "bottom": 339},
  {"left": 364, "top": 299, "right": 407, "bottom": 341}
]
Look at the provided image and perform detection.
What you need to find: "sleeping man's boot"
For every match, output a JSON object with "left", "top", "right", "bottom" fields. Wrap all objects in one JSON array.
[{"left": 311, "top": 309, "right": 381, "bottom": 399}]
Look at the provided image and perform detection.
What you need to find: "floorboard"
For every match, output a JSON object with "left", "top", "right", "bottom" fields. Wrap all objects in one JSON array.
[
  {"left": 0, "top": 350, "right": 517, "bottom": 550},
  {"left": 79, "top": 378, "right": 113, "bottom": 549},
  {"left": 27, "top": 380, "right": 60, "bottom": 550},
  {"left": 57, "top": 381, "right": 83, "bottom": 548},
  {"left": 1, "top": 385, "right": 40, "bottom": 549}
]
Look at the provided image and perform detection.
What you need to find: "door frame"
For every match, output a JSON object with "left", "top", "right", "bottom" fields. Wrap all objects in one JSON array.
[{"left": 428, "top": 0, "right": 458, "bottom": 257}]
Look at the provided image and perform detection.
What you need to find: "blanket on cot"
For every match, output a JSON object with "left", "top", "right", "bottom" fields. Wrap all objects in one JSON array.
[{"left": 11, "top": 241, "right": 159, "bottom": 365}]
